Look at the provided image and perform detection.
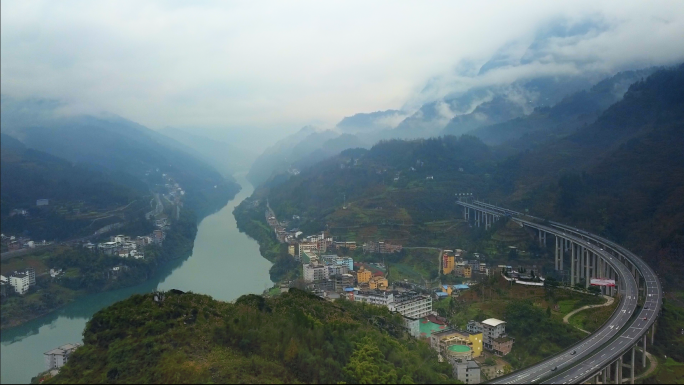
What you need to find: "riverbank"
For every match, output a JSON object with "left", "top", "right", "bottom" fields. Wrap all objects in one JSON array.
[
  {"left": 233, "top": 196, "right": 300, "bottom": 283},
  {"left": 1, "top": 174, "right": 272, "bottom": 384},
  {"left": 1, "top": 184, "right": 237, "bottom": 331}
]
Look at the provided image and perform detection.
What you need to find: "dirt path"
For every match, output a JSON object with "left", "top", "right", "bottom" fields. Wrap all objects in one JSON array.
[
  {"left": 634, "top": 350, "right": 658, "bottom": 381},
  {"left": 563, "top": 295, "right": 614, "bottom": 334}
]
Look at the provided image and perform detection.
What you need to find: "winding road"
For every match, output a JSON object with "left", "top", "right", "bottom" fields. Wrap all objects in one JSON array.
[{"left": 456, "top": 201, "right": 662, "bottom": 384}]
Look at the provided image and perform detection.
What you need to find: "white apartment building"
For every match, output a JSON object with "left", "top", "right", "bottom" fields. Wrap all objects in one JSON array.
[
  {"left": 468, "top": 318, "right": 507, "bottom": 351},
  {"left": 354, "top": 290, "right": 432, "bottom": 319},
  {"left": 9, "top": 273, "right": 30, "bottom": 295},
  {"left": 303, "top": 263, "right": 328, "bottom": 282},
  {"left": 44, "top": 343, "right": 82, "bottom": 370},
  {"left": 389, "top": 292, "right": 433, "bottom": 319},
  {"left": 354, "top": 290, "right": 395, "bottom": 307}
]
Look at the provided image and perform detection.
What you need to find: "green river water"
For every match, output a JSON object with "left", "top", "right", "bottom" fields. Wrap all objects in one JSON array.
[{"left": 0, "top": 174, "right": 273, "bottom": 384}]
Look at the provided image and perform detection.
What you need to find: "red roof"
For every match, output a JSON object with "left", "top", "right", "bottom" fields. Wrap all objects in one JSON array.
[{"left": 373, "top": 271, "right": 384, "bottom": 277}]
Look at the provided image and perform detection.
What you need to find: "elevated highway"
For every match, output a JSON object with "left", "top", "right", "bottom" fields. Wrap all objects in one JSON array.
[{"left": 456, "top": 200, "right": 662, "bottom": 384}]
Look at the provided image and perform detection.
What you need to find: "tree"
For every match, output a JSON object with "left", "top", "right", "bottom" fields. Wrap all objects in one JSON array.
[{"left": 344, "top": 338, "right": 398, "bottom": 384}]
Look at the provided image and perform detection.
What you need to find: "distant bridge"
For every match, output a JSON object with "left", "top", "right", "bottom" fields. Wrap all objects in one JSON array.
[{"left": 456, "top": 200, "right": 662, "bottom": 384}]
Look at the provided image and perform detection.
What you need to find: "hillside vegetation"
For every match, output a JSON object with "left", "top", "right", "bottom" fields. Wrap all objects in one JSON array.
[
  {"left": 250, "top": 64, "right": 684, "bottom": 290},
  {"left": 48, "top": 289, "right": 457, "bottom": 384},
  {"left": 1, "top": 133, "right": 148, "bottom": 240}
]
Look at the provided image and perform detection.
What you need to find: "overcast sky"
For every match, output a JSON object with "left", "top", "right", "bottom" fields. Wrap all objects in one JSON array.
[{"left": 2, "top": 0, "right": 684, "bottom": 135}]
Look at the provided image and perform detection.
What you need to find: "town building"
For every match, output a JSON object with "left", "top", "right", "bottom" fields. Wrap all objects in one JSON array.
[
  {"left": 298, "top": 242, "right": 318, "bottom": 258},
  {"left": 354, "top": 290, "right": 395, "bottom": 307},
  {"left": 368, "top": 276, "right": 389, "bottom": 290},
  {"left": 430, "top": 329, "right": 483, "bottom": 358},
  {"left": 303, "top": 263, "right": 328, "bottom": 282},
  {"left": 356, "top": 266, "right": 372, "bottom": 283},
  {"left": 362, "top": 241, "right": 403, "bottom": 254},
  {"left": 326, "top": 264, "right": 349, "bottom": 277},
  {"left": 322, "top": 255, "right": 354, "bottom": 271},
  {"left": 467, "top": 319, "right": 513, "bottom": 356},
  {"left": 452, "top": 359, "right": 481, "bottom": 384},
  {"left": 464, "top": 265, "right": 472, "bottom": 278},
  {"left": 443, "top": 253, "right": 455, "bottom": 275},
  {"left": 44, "top": 343, "right": 81, "bottom": 370},
  {"left": 334, "top": 241, "right": 357, "bottom": 250},
  {"left": 389, "top": 292, "right": 432, "bottom": 319},
  {"left": 288, "top": 244, "right": 297, "bottom": 258},
  {"left": 332, "top": 274, "right": 355, "bottom": 292},
  {"left": 9, "top": 272, "right": 30, "bottom": 295}
]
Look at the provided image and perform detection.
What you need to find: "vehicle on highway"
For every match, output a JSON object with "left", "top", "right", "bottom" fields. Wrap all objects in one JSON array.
[
  {"left": 551, "top": 367, "right": 558, "bottom": 372},
  {"left": 571, "top": 350, "right": 576, "bottom": 355}
]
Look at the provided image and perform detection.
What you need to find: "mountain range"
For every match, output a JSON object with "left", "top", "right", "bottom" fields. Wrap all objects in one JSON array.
[{"left": 252, "top": 64, "right": 684, "bottom": 289}]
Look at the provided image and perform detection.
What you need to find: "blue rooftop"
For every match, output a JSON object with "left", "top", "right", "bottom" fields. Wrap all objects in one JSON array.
[
  {"left": 436, "top": 292, "right": 449, "bottom": 297},
  {"left": 344, "top": 287, "right": 355, "bottom": 292},
  {"left": 454, "top": 284, "right": 469, "bottom": 290}
]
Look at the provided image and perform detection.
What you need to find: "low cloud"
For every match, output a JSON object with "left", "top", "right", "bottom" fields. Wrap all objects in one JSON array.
[{"left": 2, "top": 1, "right": 683, "bottom": 135}]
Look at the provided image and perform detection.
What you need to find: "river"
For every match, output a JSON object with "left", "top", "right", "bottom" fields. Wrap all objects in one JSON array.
[{"left": 0, "top": 174, "right": 273, "bottom": 384}]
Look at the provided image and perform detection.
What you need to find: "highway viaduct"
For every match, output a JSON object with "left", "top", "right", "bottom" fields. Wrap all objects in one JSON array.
[{"left": 456, "top": 200, "right": 662, "bottom": 384}]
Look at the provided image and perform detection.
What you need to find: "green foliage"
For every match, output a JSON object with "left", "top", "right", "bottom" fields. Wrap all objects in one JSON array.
[
  {"left": 504, "top": 300, "right": 586, "bottom": 369},
  {"left": 49, "top": 290, "right": 458, "bottom": 384}
]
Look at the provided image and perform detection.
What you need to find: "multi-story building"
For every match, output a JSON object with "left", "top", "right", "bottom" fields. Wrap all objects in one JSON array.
[
  {"left": 464, "top": 265, "right": 472, "bottom": 278},
  {"left": 322, "top": 255, "right": 354, "bottom": 271},
  {"left": 99, "top": 242, "right": 119, "bottom": 256},
  {"left": 452, "top": 360, "right": 481, "bottom": 384},
  {"left": 443, "top": 253, "right": 455, "bottom": 275},
  {"left": 298, "top": 242, "right": 318, "bottom": 258},
  {"left": 303, "top": 264, "right": 328, "bottom": 282},
  {"left": 334, "top": 241, "right": 357, "bottom": 250},
  {"left": 25, "top": 267, "right": 36, "bottom": 286},
  {"left": 430, "top": 329, "right": 483, "bottom": 358},
  {"left": 326, "top": 264, "right": 349, "bottom": 277},
  {"left": 354, "top": 290, "right": 395, "bottom": 307},
  {"left": 333, "top": 274, "right": 355, "bottom": 292},
  {"left": 368, "top": 276, "right": 389, "bottom": 290},
  {"left": 467, "top": 319, "right": 512, "bottom": 356},
  {"left": 44, "top": 343, "right": 81, "bottom": 370},
  {"left": 389, "top": 292, "right": 432, "bottom": 319},
  {"left": 9, "top": 272, "right": 30, "bottom": 295},
  {"left": 356, "top": 266, "right": 372, "bottom": 283},
  {"left": 362, "top": 241, "right": 403, "bottom": 254},
  {"left": 288, "top": 244, "right": 297, "bottom": 258}
]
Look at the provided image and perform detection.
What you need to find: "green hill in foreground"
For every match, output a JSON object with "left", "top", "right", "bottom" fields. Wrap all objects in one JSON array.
[{"left": 46, "top": 289, "right": 457, "bottom": 384}]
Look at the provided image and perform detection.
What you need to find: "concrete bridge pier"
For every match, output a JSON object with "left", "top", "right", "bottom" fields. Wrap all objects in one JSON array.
[
  {"left": 631, "top": 344, "right": 636, "bottom": 384},
  {"left": 571, "top": 242, "right": 576, "bottom": 286},
  {"left": 617, "top": 357, "right": 622, "bottom": 384},
  {"left": 643, "top": 334, "right": 647, "bottom": 368}
]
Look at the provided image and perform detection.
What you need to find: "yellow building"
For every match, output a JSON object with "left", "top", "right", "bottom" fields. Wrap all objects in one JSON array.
[
  {"left": 464, "top": 265, "right": 472, "bottom": 278},
  {"left": 441, "top": 285, "right": 453, "bottom": 296},
  {"left": 288, "top": 244, "right": 296, "bottom": 257},
  {"left": 431, "top": 330, "right": 483, "bottom": 358},
  {"left": 442, "top": 254, "right": 455, "bottom": 275},
  {"left": 369, "top": 276, "right": 389, "bottom": 290},
  {"left": 357, "top": 267, "right": 372, "bottom": 283}
]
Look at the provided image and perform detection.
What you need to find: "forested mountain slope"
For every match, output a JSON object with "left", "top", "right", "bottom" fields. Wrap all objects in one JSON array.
[
  {"left": 252, "top": 64, "right": 684, "bottom": 288},
  {"left": 4, "top": 113, "right": 239, "bottom": 219},
  {"left": 48, "top": 290, "right": 456, "bottom": 384},
  {"left": 1, "top": 133, "right": 148, "bottom": 240},
  {"left": 470, "top": 68, "right": 657, "bottom": 149}
]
